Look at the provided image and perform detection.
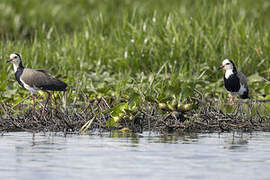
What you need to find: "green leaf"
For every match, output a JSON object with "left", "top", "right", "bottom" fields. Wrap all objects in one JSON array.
[
  {"left": 158, "top": 96, "right": 173, "bottom": 103},
  {"left": 106, "top": 118, "right": 117, "bottom": 127},
  {"left": 263, "top": 95, "right": 270, "bottom": 100},
  {"left": 181, "top": 87, "right": 193, "bottom": 99},
  {"left": 145, "top": 95, "right": 158, "bottom": 103},
  {"left": 264, "top": 84, "right": 270, "bottom": 95},
  {"left": 130, "top": 92, "right": 141, "bottom": 104},
  {"left": 248, "top": 73, "right": 264, "bottom": 83},
  {"left": 110, "top": 102, "right": 128, "bottom": 112}
]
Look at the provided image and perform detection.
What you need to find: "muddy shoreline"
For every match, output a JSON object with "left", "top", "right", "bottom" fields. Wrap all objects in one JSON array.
[{"left": 1, "top": 99, "right": 270, "bottom": 134}]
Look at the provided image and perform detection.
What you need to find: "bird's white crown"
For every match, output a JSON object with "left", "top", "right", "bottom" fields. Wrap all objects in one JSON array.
[
  {"left": 222, "top": 59, "right": 234, "bottom": 71},
  {"left": 10, "top": 53, "right": 21, "bottom": 60}
]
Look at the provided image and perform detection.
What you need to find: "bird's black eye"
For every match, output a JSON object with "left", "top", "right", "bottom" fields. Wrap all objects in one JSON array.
[{"left": 226, "top": 63, "right": 230, "bottom": 65}]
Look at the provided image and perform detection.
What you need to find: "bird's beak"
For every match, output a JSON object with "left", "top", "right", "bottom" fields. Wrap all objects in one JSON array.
[
  {"left": 6, "top": 59, "right": 12, "bottom": 63},
  {"left": 218, "top": 65, "right": 224, "bottom": 70}
]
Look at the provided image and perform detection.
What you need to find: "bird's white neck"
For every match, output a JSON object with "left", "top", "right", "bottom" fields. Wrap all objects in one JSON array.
[
  {"left": 13, "top": 63, "right": 19, "bottom": 72},
  {"left": 225, "top": 69, "right": 234, "bottom": 79}
]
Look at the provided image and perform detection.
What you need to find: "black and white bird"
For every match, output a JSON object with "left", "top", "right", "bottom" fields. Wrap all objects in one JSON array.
[
  {"left": 219, "top": 59, "right": 249, "bottom": 105},
  {"left": 7, "top": 53, "right": 67, "bottom": 114}
]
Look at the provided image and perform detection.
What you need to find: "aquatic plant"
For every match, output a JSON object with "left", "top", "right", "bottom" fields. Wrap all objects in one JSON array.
[{"left": 0, "top": 0, "right": 270, "bottom": 132}]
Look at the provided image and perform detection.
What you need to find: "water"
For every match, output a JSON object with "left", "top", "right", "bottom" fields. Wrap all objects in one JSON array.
[{"left": 1, "top": 132, "right": 270, "bottom": 180}]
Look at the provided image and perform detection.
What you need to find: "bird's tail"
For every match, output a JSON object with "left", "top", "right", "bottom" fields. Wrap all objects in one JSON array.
[{"left": 240, "top": 89, "right": 249, "bottom": 99}]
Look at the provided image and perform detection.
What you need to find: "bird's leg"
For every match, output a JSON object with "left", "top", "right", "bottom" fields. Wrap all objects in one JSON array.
[
  {"left": 232, "top": 96, "right": 235, "bottom": 106},
  {"left": 240, "top": 104, "right": 245, "bottom": 121},
  {"left": 42, "top": 91, "right": 51, "bottom": 117},
  {"left": 248, "top": 102, "right": 253, "bottom": 124},
  {"left": 63, "top": 90, "right": 67, "bottom": 111},
  {"left": 32, "top": 94, "right": 36, "bottom": 115}
]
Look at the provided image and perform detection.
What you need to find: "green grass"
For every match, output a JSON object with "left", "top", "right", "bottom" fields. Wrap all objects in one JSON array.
[{"left": 1, "top": 0, "right": 270, "bottom": 116}]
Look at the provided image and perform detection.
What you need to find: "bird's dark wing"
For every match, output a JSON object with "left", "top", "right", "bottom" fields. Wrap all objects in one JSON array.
[
  {"left": 35, "top": 69, "right": 51, "bottom": 74},
  {"left": 237, "top": 71, "right": 248, "bottom": 88},
  {"left": 21, "top": 68, "right": 67, "bottom": 91}
]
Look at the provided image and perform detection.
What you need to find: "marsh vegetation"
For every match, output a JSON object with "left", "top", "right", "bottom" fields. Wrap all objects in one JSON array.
[{"left": 1, "top": 0, "right": 270, "bottom": 132}]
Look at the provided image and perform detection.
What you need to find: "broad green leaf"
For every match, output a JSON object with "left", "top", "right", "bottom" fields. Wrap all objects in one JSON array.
[
  {"left": 264, "top": 84, "right": 270, "bottom": 95},
  {"left": 248, "top": 73, "right": 264, "bottom": 83},
  {"left": 106, "top": 118, "right": 117, "bottom": 127},
  {"left": 110, "top": 102, "right": 128, "bottom": 112},
  {"left": 145, "top": 95, "right": 157, "bottom": 103}
]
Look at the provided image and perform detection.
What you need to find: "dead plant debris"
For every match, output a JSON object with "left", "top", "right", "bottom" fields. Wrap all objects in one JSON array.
[{"left": 0, "top": 98, "right": 270, "bottom": 133}]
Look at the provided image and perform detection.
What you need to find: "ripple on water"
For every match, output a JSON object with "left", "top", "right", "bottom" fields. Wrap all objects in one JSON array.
[{"left": 0, "top": 132, "right": 270, "bottom": 180}]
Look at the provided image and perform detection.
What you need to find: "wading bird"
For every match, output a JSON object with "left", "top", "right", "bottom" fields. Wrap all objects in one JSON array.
[
  {"left": 219, "top": 59, "right": 249, "bottom": 105},
  {"left": 7, "top": 53, "right": 67, "bottom": 115}
]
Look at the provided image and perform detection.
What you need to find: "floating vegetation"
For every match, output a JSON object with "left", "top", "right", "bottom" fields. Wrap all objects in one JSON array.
[
  {"left": 1, "top": 0, "right": 270, "bottom": 133},
  {"left": 1, "top": 95, "right": 270, "bottom": 133}
]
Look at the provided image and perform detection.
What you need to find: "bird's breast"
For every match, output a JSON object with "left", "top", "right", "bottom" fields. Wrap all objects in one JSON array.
[
  {"left": 224, "top": 74, "right": 240, "bottom": 92},
  {"left": 15, "top": 68, "right": 24, "bottom": 88}
]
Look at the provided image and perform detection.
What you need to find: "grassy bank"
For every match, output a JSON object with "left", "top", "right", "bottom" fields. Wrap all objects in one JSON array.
[{"left": 0, "top": 0, "right": 270, "bottom": 131}]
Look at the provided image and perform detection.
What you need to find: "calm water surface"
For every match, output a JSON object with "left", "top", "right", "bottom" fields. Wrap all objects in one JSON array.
[{"left": 0, "top": 131, "right": 270, "bottom": 180}]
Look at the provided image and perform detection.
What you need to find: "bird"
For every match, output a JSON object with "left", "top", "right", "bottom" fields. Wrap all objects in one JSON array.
[
  {"left": 7, "top": 53, "right": 67, "bottom": 115},
  {"left": 219, "top": 59, "right": 249, "bottom": 105}
]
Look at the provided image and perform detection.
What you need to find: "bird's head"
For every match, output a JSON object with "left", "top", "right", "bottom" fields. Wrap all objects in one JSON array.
[
  {"left": 7, "top": 53, "right": 23, "bottom": 72},
  {"left": 219, "top": 59, "right": 236, "bottom": 71},
  {"left": 7, "top": 53, "right": 22, "bottom": 66}
]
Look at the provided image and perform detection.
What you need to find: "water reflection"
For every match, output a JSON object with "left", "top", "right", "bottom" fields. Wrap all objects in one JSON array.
[
  {"left": 0, "top": 132, "right": 270, "bottom": 180},
  {"left": 223, "top": 132, "right": 249, "bottom": 151}
]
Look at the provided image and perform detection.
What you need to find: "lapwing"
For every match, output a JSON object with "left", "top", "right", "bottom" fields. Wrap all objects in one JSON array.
[
  {"left": 219, "top": 59, "right": 249, "bottom": 105},
  {"left": 7, "top": 53, "right": 67, "bottom": 114}
]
